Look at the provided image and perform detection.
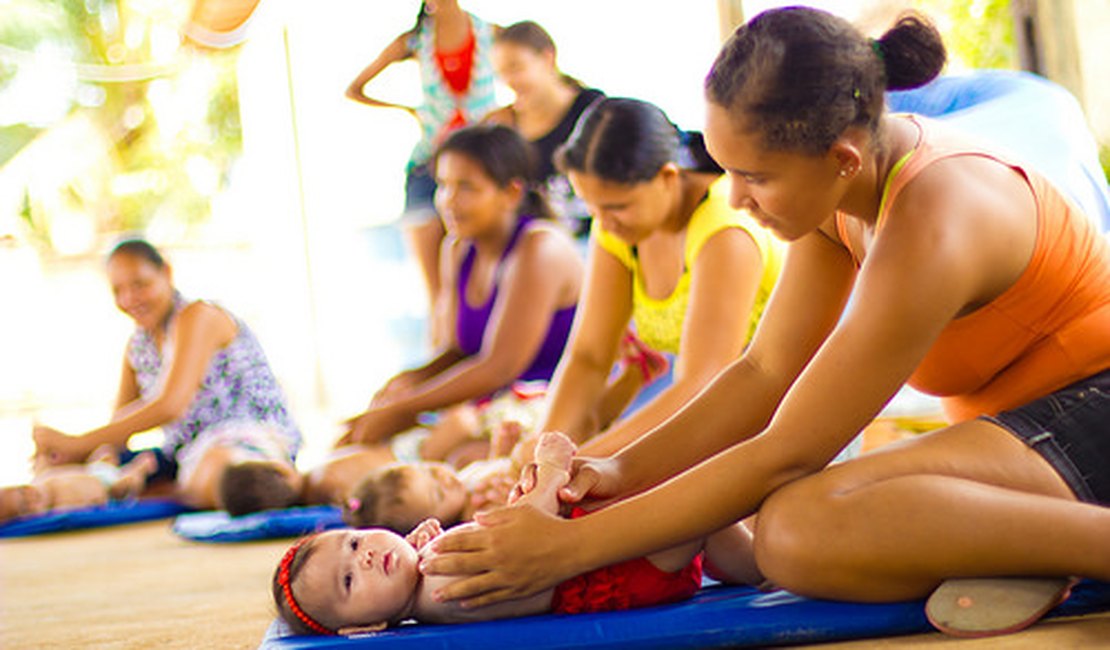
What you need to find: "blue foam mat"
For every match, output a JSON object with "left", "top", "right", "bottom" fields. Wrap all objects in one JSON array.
[
  {"left": 0, "top": 499, "right": 189, "bottom": 538},
  {"left": 260, "top": 579, "right": 1110, "bottom": 649},
  {"left": 173, "top": 505, "right": 346, "bottom": 543}
]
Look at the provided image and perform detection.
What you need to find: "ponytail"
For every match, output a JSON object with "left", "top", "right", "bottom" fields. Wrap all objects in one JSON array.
[
  {"left": 872, "top": 14, "right": 947, "bottom": 91},
  {"left": 706, "top": 7, "right": 946, "bottom": 154}
]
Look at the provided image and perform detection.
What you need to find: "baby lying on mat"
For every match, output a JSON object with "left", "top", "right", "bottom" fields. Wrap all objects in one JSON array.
[
  {"left": 272, "top": 433, "right": 762, "bottom": 635},
  {"left": 341, "top": 456, "right": 517, "bottom": 534},
  {"left": 0, "top": 446, "right": 155, "bottom": 524}
]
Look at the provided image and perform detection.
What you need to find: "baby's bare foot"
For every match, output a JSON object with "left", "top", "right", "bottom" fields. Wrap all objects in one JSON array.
[
  {"left": 533, "top": 432, "right": 575, "bottom": 473},
  {"left": 111, "top": 452, "right": 157, "bottom": 499},
  {"left": 491, "top": 420, "right": 523, "bottom": 458}
]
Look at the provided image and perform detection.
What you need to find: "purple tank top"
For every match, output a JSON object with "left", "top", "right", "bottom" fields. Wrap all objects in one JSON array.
[{"left": 455, "top": 215, "right": 576, "bottom": 382}]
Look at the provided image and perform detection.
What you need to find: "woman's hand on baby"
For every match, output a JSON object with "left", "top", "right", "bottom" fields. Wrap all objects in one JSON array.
[
  {"left": 558, "top": 456, "right": 625, "bottom": 509},
  {"left": 370, "top": 372, "right": 419, "bottom": 408},
  {"left": 420, "top": 505, "right": 576, "bottom": 608},
  {"left": 341, "top": 407, "right": 415, "bottom": 445},
  {"left": 406, "top": 518, "right": 444, "bottom": 550},
  {"left": 32, "top": 425, "right": 89, "bottom": 467}
]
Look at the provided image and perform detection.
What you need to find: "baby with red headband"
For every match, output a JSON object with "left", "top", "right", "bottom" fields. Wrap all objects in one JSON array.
[{"left": 272, "top": 432, "right": 762, "bottom": 635}]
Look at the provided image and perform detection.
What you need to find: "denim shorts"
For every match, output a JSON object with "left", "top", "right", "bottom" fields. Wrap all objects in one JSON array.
[
  {"left": 982, "top": 367, "right": 1110, "bottom": 505},
  {"left": 118, "top": 446, "right": 178, "bottom": 484},
  {"left": 401, "top": 163, "right": 438, "bottom": 224}
]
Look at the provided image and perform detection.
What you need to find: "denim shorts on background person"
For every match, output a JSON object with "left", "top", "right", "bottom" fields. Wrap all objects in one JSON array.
[
  {"left": 983, "top": 367, "right": 1110, "bottom": 506},
  {"left": 401, "top": 162, "right": 438, "bottom": 224},
  {"left": 118, "top": 447, "right": 178, "bottom": 485}
]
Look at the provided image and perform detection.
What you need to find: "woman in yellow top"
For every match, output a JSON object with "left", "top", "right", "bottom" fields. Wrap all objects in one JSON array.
[{"left": 535, "top": 97, "right": 784, "bottom": 458}]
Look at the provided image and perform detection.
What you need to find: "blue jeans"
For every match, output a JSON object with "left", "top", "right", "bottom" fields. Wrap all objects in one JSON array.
[{"left": 401, "top": 163, "right": 438, "bottom": 224}]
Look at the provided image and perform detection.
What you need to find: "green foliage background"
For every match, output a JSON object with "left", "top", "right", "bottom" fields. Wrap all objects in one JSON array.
[{"left": 0, "top": 0, "right": 242, "bottom": 245}]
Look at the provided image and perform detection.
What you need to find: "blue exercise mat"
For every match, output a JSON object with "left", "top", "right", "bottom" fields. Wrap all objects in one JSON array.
[
  {"left": 258, "top": 579, "right": 1110, "bottom": 649},
  {"left": 173, "top": 505, "right": 346, "bottom": 543},
  {"left": 0, "top": 498, "right": 189, "bottom": 538}
]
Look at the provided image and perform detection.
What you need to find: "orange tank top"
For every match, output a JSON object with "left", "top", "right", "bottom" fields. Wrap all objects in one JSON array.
[{"left": 837, "top": 115, "right": 1110, "bottom": 422}]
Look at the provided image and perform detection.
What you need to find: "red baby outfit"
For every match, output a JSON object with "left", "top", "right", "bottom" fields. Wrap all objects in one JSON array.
[{"left": 551, "top": 508, "right": 703, "bottom": 614}]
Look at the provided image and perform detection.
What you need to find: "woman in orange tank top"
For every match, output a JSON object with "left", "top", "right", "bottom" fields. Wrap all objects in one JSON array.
[{"left": 420, "top": 7, "right": 1110, "bottom": 639}]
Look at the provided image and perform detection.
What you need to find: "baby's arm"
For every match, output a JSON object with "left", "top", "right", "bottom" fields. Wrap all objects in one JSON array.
[
  {"left": 416, "top": 522, "right": 554, "bottom": 624},
  {"left": 406, "top": 518, "right": 444, "bottom": 550},
  {"left": 412, "top": 434, "right": 577, "bottom": 624}
]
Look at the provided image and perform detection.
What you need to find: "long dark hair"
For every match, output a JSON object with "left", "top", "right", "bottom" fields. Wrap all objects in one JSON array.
[
  {"left": 555, "top": 97, "right": 718, "bottom": 184},
  {"left": 434, "top": 123, "right": 554, "bottom": 221},
  {"left": 705, "top": 7, "right": 946, "bottom": 154}
]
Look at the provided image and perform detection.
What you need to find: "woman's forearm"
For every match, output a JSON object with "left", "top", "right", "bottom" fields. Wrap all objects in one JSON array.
[
  {"left": 574, "top": 432, "right": 802, "bottom": 576},
  {"left": 540, "top": 354, "right": 612, "bottom": 442},
  {"left": 407, "top": 349, "right": 468, "bottom": 385},
  {"left": 390, "top": 354, "right": 525, "bottom": 417},
  {"left": 613, "top": 355, "right": 785, "bottom": 494},
  {"left": 579, "top": 367, "right": 715, "bottom": 457},
  {"left": 81, "top": 397, "right": 183, "bottom": 451}
]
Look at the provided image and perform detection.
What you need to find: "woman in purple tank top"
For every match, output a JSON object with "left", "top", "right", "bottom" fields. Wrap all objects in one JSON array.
[{"left": 344, "top": 124, "right": 582, "bottom": 449}]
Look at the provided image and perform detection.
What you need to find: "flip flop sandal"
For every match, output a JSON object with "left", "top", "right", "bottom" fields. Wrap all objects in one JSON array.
[
  {"left": 620, "top": 332, "right": 670, "bottom": 386},
  {"left": 925, "top": 576, "right": 1077, "bottom": 638}
]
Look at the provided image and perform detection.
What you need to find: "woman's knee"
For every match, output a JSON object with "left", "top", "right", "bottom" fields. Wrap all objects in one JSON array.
[{"left": 754, "top": 474, "right": 847, "bottom": 592}]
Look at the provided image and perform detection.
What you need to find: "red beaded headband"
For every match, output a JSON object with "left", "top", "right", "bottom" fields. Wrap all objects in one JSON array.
[{"left": 278, "top": 538, "right": 335, "bottom": 636}]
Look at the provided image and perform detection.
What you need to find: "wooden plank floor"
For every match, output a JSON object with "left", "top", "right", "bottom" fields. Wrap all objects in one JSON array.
[{"left": 0, "top": 520, "right": 288, "bottom": 649}]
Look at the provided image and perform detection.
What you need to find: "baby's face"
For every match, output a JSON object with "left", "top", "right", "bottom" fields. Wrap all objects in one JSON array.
[
  {"left": 393, "top": 463, "right": 468, "bottom": 524},
  {"left": 297, "top": 529, "right": 421, "bottom": 630}
]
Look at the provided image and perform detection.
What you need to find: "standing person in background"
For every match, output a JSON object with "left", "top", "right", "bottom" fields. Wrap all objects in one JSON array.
[
  {"left": 346, "top": 0, "right": 499, "bottom": 345},
  {"left": 485, "top": 20, "right": 605, "bottom": 238}
]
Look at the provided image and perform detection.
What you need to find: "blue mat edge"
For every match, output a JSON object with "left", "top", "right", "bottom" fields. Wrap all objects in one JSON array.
[
  {"left": 261, "top": 579, "right": 1110, "bottom": 650},
  {"left": 0, "top": 499, "right": 189, "bottom": 538},
  {"left": 172, "top": 505, "right": 346, "bottom": 543}
]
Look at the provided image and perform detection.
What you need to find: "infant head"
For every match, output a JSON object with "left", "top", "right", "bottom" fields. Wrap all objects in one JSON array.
[
  {"left": 343, "top": 462, "right": 467, "bottom": 533},
  {"left": 273, "top": 528, "right": 421, "bottom": 635},
  {"left": 218, "top": 460, "right": 302, "bottom": 516}
]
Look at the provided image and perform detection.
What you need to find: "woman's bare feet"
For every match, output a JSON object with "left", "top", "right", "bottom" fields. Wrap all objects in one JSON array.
[{"left": 618, "top": 332, "right": 670, "bottom": 386}]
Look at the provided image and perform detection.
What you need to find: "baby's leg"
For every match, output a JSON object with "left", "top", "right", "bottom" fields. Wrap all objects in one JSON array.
[
  {"left": 702, "top": 522, "right": 763, "bottom": 586},
  {"left": 490, "top": 420, "right": 524, "bottom": 459},
  {"left": 302, "top": 445, "right": 395, "bottom": 505},
  {"left": 514, "top": 432, "right": 575, "bottom": 515},
  {"left": 421, "top": 405, "right": 480, "bottom": 461},
  {"left": 108, "top": 452, "right": 158, "bottom": 500},
  {"left": 643, "top": 522, "right": 762, "bottom": 583}
]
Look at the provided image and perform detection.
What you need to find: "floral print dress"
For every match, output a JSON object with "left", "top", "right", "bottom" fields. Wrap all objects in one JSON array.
[{"left": 126, "top": 294, "right": 302, "bottom": 464}]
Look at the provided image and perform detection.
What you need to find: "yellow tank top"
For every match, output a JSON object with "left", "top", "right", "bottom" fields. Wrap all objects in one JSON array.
[{"left": 593, "top": 176, "right": 784, "bottom": 354}]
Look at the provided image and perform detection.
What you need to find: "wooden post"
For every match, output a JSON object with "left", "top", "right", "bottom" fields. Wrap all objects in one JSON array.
[
  {"left": 1011, "top": 0, "right": 1085, "bottom": 106},
  {"left": 717, "top": 0, "right": 745, "bottom": 43}
]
